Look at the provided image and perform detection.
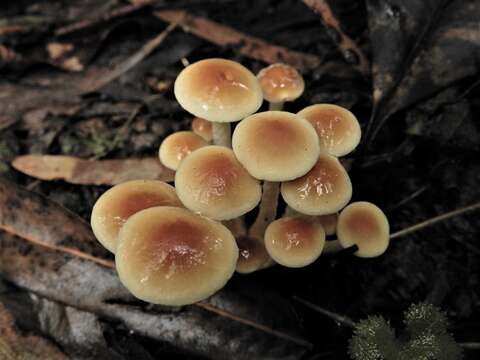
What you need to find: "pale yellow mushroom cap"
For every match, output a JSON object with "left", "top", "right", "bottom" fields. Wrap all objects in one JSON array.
[
  {"left": 159, "top": 131, "right": 208, "bottom": 171},
  {"left": 116, "top": 206, "right": 238, "bottom": 305},
  {"left": 91, "top": 180, "right": 182, "bottom": 253},
  {"left": 232, "top": 111, "right": 320, "bottom": 181},
  {"left": 175, "top": 146, "right": 261, "bottom": 220},
  {"left": 297, "top": 104, "right": 361, "bottom": 157},
  {"left": 191, "top": 117, "right": 213, "bottom": 142},
  {"left": 337, "top": 201, "right": 390, "bottom": 258},
  {"left": 264, "top": 217, "right": 325, "bottom": 268},
  {"left": 257, "top": 63, "right": 305, "bottom": 103},
  {"left": 235, "top": 235, "right": 271, "bottom": 274},
  {"left": 174, "top": 58, "right": 263, "bottom": 123},
  {"left": 281, "top": 154, "right": 352, "bottom": 216}
]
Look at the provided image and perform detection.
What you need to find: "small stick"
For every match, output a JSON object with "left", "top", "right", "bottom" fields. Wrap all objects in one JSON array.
[{"left": 293, "top": 296, "right": 355, "bottom": 327}]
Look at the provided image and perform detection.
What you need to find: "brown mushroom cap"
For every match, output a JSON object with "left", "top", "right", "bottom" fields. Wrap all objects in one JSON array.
[
  {"left": 159, "top": 131, "right": 208, "bottom": 171},
  {"left": 116, "top": 206, "right": 238, "bottom": 305},
  {"left": 174, "top": 58, "right": 263, "bottom": 123},
  {"left": 257, "top": 63, "right": 305, "bottom": 103},
  {"left": 281, "top": 154, "right": 352, "bottom": 215},
  {"left": 232, "top": 111, "right": 320, "bottom": 181},
  {"left": 315, "top": 213, "right": 338, "bottom": 236},
  {"left": 337, "top": 201, "right": 390, "bottom": 258},
  {"left": 191, "top": 117, "right": 213, "bottom": 142},
  {"left": 91, "top": 180, "right": 182, "bottom": 253},
  {"left": 297, "top": 104, "right": 361, "bottom": 157},
  {"left": 235, "top": 235, "right": 272, "bottom": 274},
  {"left": 175, "top": 145, "right": 261, "bottom": 220},
  {"left": 264, "top": 217, "right": 325, "bottom": 267}
]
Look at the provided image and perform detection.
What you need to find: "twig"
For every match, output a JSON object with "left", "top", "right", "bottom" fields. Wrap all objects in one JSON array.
[
  {"left": 460, "top": 342, "right": 480, "bottom": 350},
  {"left": 54, "top": 0, "right": 155, "bottom": 36},
  {"left": 196, "top": 302, "right": 313, "bottom": 348},
  {"left": 302, "top": 0, "right": 369, "bottom": 76},
  {"left": 390, "top": 201, "right": 480, "bottom": 239},
  {"left": 81, "top": 21, "right": 177, "bottom": 94},
  {"left": 293, "top": 296, "right": 355, "bottom": 327},
  {"left": 154, "top": 10, "right": 322, "bottom": 73}
]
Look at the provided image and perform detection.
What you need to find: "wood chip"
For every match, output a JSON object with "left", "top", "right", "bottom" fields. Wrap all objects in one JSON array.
[
  {"left": 155, "top": 10, "right": 322, "bottom": 73},
  {"left": 12, "top": 155, "right": 175, "bottom": 185}
]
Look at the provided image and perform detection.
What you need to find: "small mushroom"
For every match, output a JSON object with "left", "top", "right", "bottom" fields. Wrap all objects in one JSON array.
[
  {"left": 191, "top": 117, "right": 213, "bottom": 142},
  {"left": 337, "top": 201, "right": 390, "bottom": 257},
  {"left": 297, "top": 104, "right": 361, "bottom": 157},
  {"left": 235, "top": 235, "right": 272, "bottom": 274},
  {"left": 116, "top": 206, "right": 238, "bottom": 305},
  {"left": 257, "top": 63, "right": 305, "bottom": 110},
  {"left": 175, "top": 145, "right": 261, "bottom": 221},
  {"left": 264, "top": 216, "right": 325, "bottom": 268},
  {"left": 91, "top": 180, "right": 182, "bottom": 253},
  {"left": 174, "top": 58, "right": 263, "bottom": 147},
  {"left": 281, "top": 154, "right": 352, "bottom": 216},
  {"left": 159, "top": 131, "right": 208, "bottom": 171}
]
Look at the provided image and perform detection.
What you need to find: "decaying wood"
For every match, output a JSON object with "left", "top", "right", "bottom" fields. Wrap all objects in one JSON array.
[
  {"left": 302, "top": 0, "right": 370, "bottom": 76},
  {"left": 155, "top": 10, "right": 322, "bottom": 72},
  {"left": 0, "top": 178, "right": 309, "bottom": 359},
  {"left": 12, "top": 155, "right": 175, "bottom": 185}
]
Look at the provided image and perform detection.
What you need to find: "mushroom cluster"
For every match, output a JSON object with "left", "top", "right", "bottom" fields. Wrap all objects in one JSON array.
[{"left": 91, "top": 58, "right": 390, "bottom": 306}]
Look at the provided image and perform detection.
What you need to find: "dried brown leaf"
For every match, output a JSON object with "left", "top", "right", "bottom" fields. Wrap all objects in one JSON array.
[{"left": 12, "top": 155, "right": 175, "bottom": 185}]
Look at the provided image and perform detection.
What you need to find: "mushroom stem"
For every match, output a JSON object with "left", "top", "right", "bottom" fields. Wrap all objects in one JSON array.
[
  {"left": 249, "top": 181, "right": 280, "bottom": 240},
  {"left": 212, "top": 122, "right": 232, "bottom": 147},
  {"left": 322, "top": 240, "right": 344, "bottom": 254},
  {"left": 223, "top": 217, "right": 247, "bottom": 237},
  {"left": 269, "top": 102, "right": 284, "bottom": 111}
]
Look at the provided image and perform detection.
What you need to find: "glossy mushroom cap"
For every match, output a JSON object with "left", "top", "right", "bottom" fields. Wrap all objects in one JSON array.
[
  {"left": 315, "top": 213, "right": 338, "bottom": 236},
  {"left": 297, "top": 104, "right": 361, "bottom": 157},
  {"left": 175, "top": 146, "right": 261, "bottom": 220},
  {"left": 191, "top": 117, "right": 213, "bottom": 142},
  {"left": 91, "top": 180, "right": 182, "bottom": 253},
  {"left": 235, "top": 235, "right": 271, "bottom": 274},
  {"left": 159, "top": 131, "right": 208, "bottom": 171},
  {"left": 257, "top": 63, "right": 305, "bottom": 103},
  {"left": 281, "top": 154, "right": 352, "bottom": 215},
  {"left": 116, "top": 206, "right": 238, "bottom": 305},
  {"left": 337, "top": 202, "right": 390, "bottom": 258},
  {"left": 232, "top": 111, "right": 320, "bottom": 181},
  {"left": 264, "top": 217, "right": 325, "bottom": 268},
  {"left": 174, "top": 58, "right": 263, "bottom": 123}
]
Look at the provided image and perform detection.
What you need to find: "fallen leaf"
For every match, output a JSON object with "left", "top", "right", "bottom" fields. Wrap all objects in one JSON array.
[
  {"left": 12, "top": 155, "right": 175, "bottom": 185},
  {"left": 47, "top": 42, "right": 74, "bottom": 60},
  {"left": 366, "top": 0, "right": 480, "bottom": 140}
]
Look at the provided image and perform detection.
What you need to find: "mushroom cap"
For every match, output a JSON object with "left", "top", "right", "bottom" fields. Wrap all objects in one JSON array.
[
  {"left": 91, "top": 180, "right": 182, "bottom": 253},
  {"left": 175, "top": 145, "right": 261, "bottom": 220},
  {"left": 281, "top": 154, "right": 352, "bottom": 215},
  {"left": 191, "top": 117, "right": 213, "bottom": 142},
  {"left": 232, "top": 111, "right": 320, "bottom": 181},
  {"left": 264, "top": 216, "right": 325, "bottom": 268},
  {"left": 297, "top": 104, "right": 361, "bottom": 157},
  {"left": 257, "top": 63, "right": 305, "bottom": 103},
  {"left": 174, "top": 58, "right": 263, "bottom": 123},
  {"left": 159, "top": 131, "right": 208, "bottom": 170},
  {"left": 235, "top": 235, "right": 271, "bottom": 274},
  {"left": 315, "top": 213, "right": 338, "bottom": 236},
  {"left": 337, "top": 201, "right": 390, "bottom": 258},
  {"left": 116, "top": 206, "right": 238, "bottom": 305}
]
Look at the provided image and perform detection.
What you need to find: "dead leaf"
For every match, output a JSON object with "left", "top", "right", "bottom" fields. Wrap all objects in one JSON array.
[
  {"left": 155, "top": 10, "right": 322, "bottom": 73},
  {"left": 12, "top": 155, "right": 175, "bottom": 185},
  {"left": 47, "top": 42, "right": 74, "bottom": 60},
  {"left": 366, "top": 0, "right": 480, "bottom": 140}
]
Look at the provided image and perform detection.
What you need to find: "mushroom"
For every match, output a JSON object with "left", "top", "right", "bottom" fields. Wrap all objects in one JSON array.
[
  {"left": 174, "top": 58, "right": 263, "bottom": 147},
  {"left": 264, "top": 216, "right": 325, "bottom": 268},
  {"left": 232, "top": 110, "right": 320, "bottom": 240},
  {"left": 175, "top": 145, "right": 261, "bottom": 221},
  {"left": 159, "top": 131, "right": 208, "bottom": 171},
  {"left": 281, "top": 153, "right": 352, "bottom": 216},
  {"left": 337, "top": 201, "right": 390, "bottom": 257},
  {"left": 235, "top": 235, "right": 272, "bottom": 274},
  {"left": 116, "top": 206, "right": 238, "bottom": 305},
  {"left": 191, "top": 117, "right": 213, "bottom": 142},
  {"left": 297, "top": 104, "right": 361, "bottom": 157},
  {"left": 316, "top": 213, "right": 338, "bottom": 236},
  {"left": 257, "top": 63, "right": 305, "bottom": 110},
  {"left": 91, "top": 180, "right": 182, "bottom": 253}
]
